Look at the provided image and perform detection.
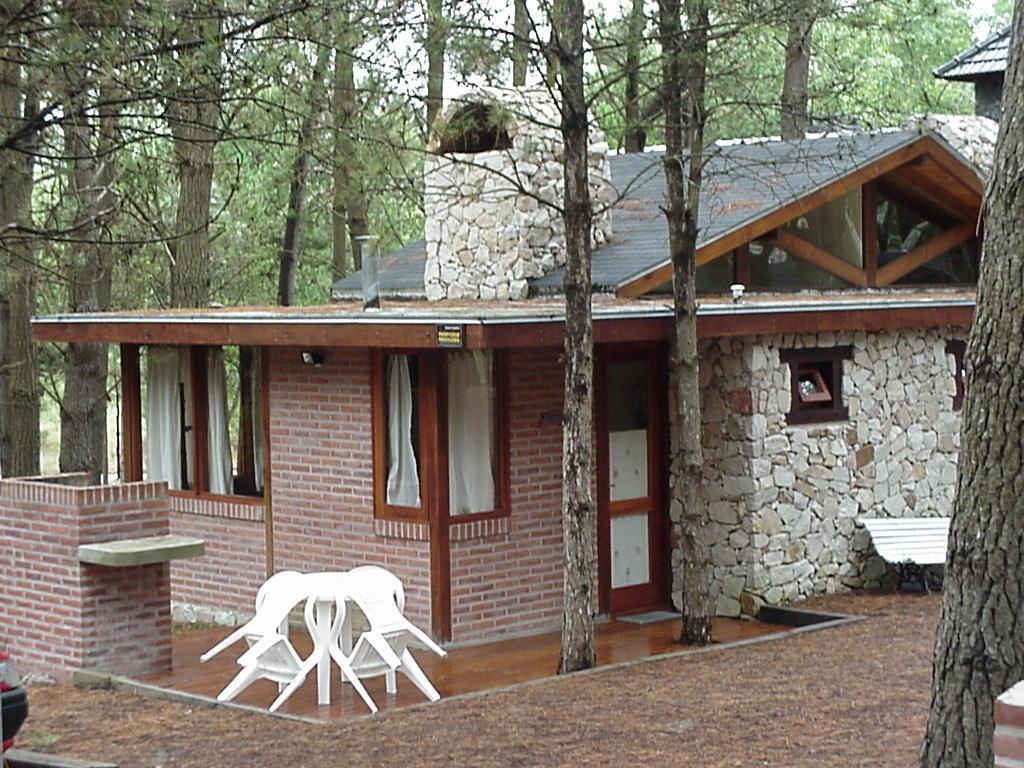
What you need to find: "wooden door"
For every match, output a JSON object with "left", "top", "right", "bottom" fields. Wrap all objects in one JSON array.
[{"left": 597, "top": 347, "right": 668, "bottom": 615}]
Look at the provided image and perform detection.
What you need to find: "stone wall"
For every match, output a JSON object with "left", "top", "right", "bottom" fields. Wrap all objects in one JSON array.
[
  {"left": 680, "top": 327, "right": 965, "bottom": 616},
  {"left": 423, "top": 87, "right": 613, "bottom": 301},
  {"left": 914, "top": 114, "right": 997, "bottom": 176}
]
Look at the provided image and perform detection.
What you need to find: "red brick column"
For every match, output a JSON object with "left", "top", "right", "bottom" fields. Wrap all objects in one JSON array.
[
  {"left": 0, "top": 474, "right": 173, "bottom": 681},
  {"left": 995, "top": 681, "right": 1024, "bottom": 765}
]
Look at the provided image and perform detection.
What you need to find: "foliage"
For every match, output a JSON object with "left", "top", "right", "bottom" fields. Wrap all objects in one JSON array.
[
  {"left": 590, "top": 0, "right": 976, "bottom": 147},
  {"left": 0, "top": 0, "right": 996, "bottom": 470}
]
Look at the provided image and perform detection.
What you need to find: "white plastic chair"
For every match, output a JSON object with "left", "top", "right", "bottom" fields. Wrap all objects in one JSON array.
[
  {"left": 329, "top": 566, "right": 447, "bottom": 713},
  {"left": 215, "top": 591, "right": 345, "bottom": 712},
  {"left": 199, "top": 570, "right": 308, "bottom": 663}
]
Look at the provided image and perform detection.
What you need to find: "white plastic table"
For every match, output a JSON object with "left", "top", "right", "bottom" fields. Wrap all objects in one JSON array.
[{"left": 306, "top": 586, "right": 355, "bottom": 706}]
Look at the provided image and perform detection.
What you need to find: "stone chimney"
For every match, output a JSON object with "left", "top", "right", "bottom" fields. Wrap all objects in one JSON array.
[
  {"left": 909, "top": 114, "right": 998, "bottom": 177},
  {"left": 423, "top": 87, "right": 613, "bottom": 301}
]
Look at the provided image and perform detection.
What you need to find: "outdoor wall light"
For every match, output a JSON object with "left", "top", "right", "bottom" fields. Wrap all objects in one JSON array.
[
  {"left": 730, "top": 283, "right": 746, "bottom": 303},
  {"left": 301, "top": 350, "right": 324, "bottom": 367}
]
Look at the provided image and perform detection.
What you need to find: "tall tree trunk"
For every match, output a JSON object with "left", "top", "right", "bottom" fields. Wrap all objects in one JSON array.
[
  {"left": 919, "top": 6, "right": 1024, "bottom": 765},
  {"left": 0, "top": 6, "right": 40, "bottom": 479},
  {"left": 277, "top": 44, "right": 330, "bottom": 306},
  {"left": 425, "top": 0, "right": 445, "bottom": 132},
  {"left": 660, "top": 0, "right": 712, "bottom": 645},
  {"left": 330, "top": 12, "right": 370, "bottom": 279},
  {"left": 622, "top": 0, "right": 646, "bottom": 152},
  {"left": 512, "top": 0, "right": 529, "bottom": 86},
  {"left": 332, "top": 16, "right": 354, "bottom": 281},
  {"left": 59, "top": 78, "right": 117, "bottom": 482},
  {"left": 555, "top": 0, "right": 596, "bottom": 675},
  {"left": 167, "top": 2, "right": 223, "bottom": 309},
  {"left": 780, "top": 2, "right": 814, "bottom": 140}
]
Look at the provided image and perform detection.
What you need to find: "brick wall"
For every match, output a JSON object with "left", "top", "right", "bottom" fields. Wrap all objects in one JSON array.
[
  {"left": 0, "top": 475, "right": 173, "bottom": 680},
  {"left": 449, "top": 348, "right": 565, "bottom": 640},
  {"left": 169, "top": 501, "right": 266, "bottom": 620},
  {"left": 267, "top": 348, "right": 432, "bottom": 629},
  {"left": 996, "top": 681, "right": 1024, "bottom": 765}
]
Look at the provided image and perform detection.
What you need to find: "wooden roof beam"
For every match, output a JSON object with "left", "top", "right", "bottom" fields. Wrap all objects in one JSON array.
[
  {"left": 875, "top": 176, "right": 961, "bottom": 229},
  {"left": 918, "top": 136, "right": 985, "bottom": 196},
  {"left": 875, "top": 221, "right": 976, "bottom": 287},
  {"left": 617, "top": 137, "right": 933, "bottom": 298},
  {"left": 887, "top": 165, "right": 981, "bottom": 222},
  {"left": 768, "top": 229, "right": 869, "bottom": 288}
]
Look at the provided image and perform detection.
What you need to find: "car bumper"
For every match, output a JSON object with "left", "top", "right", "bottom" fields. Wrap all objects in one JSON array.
[{"left": 2, "top": 686, "right": 29, "bottom": 749}]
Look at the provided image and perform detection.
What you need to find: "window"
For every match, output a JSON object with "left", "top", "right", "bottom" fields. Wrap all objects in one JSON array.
[
  {"left": 372, "top": 350, "right": 508, "bottom": 522},
  {"left": 384, "top": 354, "right": 423, "bottom": 511},
  {"left": 877, "top": 194, "right": 980, "bottom": 285},
  {"left": 447, "top": 351, "right": 499, "bottom": 516},
  {"left": 945, "top": 339, "right": 966, "bottom": 411},
  {"left": 141, "top": 345, "right": 265, "bottom": 499},
  {"left": 784, "top": 188, "right": 863, "bottom": 267},
  {"left": 750, "top": 189, "right": 863, "bottom": 291},
  {"left": 779, "top": 346, "right": 853, "bottom": 425}
]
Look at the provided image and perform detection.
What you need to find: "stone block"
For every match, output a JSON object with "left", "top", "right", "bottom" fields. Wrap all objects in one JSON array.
[
  {"left": 740, "top": 591, "right": 764, "bottom": 617},
  {"left": 728, "top": 530, "right": 750, "bottom": 549},
  {"left": 708, "top": 501, "right": 740, "bottom": 525},
  {"left": 716, "top": 593, "right": 741, "bottom": 618},
  {"left": 711, "top": 544, "right": 738, "bottom": 567},
  {"left": 755, "top": 507, "right": 784, "bottom": 536},
  {"left": 723, "top": 575, "right": 745, "bottom": 600},
  {"left": 854, "top": 444, "right": 875, "bottom": 469},
  {"left": 770, "top": 564, "right": 796, "bottom": 586}
]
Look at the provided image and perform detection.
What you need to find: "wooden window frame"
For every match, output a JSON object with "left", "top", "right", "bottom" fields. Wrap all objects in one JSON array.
[
  {"left": 441, "top": 351, "right": 511, "bottom": 524},
  {"left": 945, "top": 339, "right": 966, "bottom": 411},
  {"left": 372, "top": 350, "right": 433, "bottom": 523},
  {"left": 122, "top": 344, "right": 269, "bottom": 503},
  {"left": 780, "top": 346, "right": 853, "bottom": 425},
  {"left": 371, "top": 350, "right": 510, "bottom": 524}
]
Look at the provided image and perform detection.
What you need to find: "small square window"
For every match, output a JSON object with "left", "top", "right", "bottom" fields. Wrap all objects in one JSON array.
[{"left": 780, "top": 346, "right": 852, "bottom": 425}]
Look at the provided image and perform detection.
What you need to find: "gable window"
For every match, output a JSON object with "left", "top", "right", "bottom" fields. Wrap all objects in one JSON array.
[
  {"left": 877, "top": 193, "right": 980, "bottom": 285},
  {"left": 780, "top": 346, "right": 853, "bottom": 425},
  {"left": 750, "top": 188, "right": 864, "bottom": 291},
  {"left": 945, "top": 339, "right": 966, "bottom": 411}
]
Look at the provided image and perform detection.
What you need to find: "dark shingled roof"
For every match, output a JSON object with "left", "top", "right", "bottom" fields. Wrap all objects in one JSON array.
[
  {"left": 934, "top": 26, "right": 1010, "bottom": 81},
  {"left": 333, "top": 129, "right": 932, "bottom": 298},
  {"left": 332, "top": 238, "right": 427, "bottom": 299}
]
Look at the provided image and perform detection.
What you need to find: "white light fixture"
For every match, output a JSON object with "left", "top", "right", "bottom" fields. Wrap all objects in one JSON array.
[
  {"left": 301, "top": 350, "right": 324, "bottom": 367},
  {"left": 730, "top": 283, "right": 746, "bottom": 303}
]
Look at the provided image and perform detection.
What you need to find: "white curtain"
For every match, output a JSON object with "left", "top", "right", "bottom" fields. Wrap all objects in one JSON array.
[
  {"left": 207, "top": 348, "right": 234, "bottom": 495},
  {"left": 448, "top": 351, "right": 495, "bottom": 516},
  {"left": 252, "top": 351, "right": 265, "bottom": 493},
  {"left": 386, "top": 355, "right": 420, "bottom": 506},
  {"left": 146, "top": 347, "right": 182, "bottom": 489}
]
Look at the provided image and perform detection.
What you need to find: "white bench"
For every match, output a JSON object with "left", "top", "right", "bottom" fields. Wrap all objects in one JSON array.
[{"left": 860, "top": 517, "right": 950, "bottom": 593}]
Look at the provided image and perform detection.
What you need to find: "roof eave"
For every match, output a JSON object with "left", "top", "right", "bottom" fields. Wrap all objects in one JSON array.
[{"left": 613, "top": 132, "right": 983, "bottom": 299}]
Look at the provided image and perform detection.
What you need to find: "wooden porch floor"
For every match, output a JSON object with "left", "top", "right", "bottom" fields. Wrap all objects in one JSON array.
[{"left": 142, "top": 615, "right": 787, "bottom": 722}]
